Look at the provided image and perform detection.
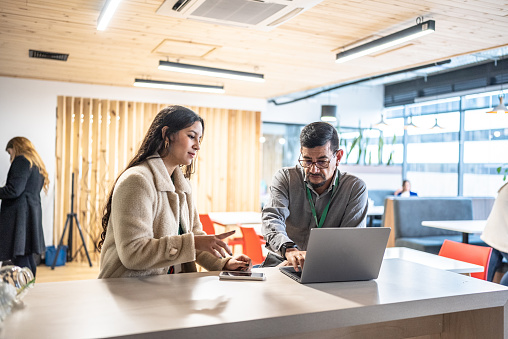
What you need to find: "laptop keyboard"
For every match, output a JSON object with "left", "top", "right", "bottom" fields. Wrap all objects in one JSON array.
[{"left": 280, "top": 267, "right": 302, "bottom": 282}]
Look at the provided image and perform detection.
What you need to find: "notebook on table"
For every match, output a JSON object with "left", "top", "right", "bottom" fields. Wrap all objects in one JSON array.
[{"left": 279, "top": 227, "right": 390, "bottom": 284}]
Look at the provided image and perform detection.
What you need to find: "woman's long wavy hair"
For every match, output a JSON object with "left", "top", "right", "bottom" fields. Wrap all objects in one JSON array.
[
  {"left": 6, "top": 137, "right": 50, "bottom": 193},
  {"left": 97, "top": 105, "right": 204, "bottom": 251}
]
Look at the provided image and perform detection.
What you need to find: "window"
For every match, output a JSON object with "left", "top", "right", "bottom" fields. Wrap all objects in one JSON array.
[{"left": 384, "top": 91, "right": 508, "bottom": 197}]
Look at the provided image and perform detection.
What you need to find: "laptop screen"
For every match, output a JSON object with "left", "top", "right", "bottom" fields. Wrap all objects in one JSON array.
[{"left": 280, "top": 227, "right": 390, "bottom": 284}]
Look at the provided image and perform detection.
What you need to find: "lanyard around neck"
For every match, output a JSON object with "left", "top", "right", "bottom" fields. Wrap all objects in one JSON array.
[{"left": 306, "top": 172, "right": 339, "bottom": 228}]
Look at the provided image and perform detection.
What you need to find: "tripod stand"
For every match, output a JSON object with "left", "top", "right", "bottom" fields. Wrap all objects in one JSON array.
[{"left": 51, "top": 173, "right": 92, "bottom": 269}]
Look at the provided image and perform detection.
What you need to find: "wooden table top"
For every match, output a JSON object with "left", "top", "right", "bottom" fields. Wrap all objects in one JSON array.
[{"left": 2, "top": 259, "right": 507, "bottom": 339}]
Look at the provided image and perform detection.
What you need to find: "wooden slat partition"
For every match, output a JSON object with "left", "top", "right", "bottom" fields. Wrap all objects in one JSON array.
[
  {"left": 192, "top": 106, "right": 230, "bottom": 213},
  {"left": 55, "top": 97, "right": 261, "bottom": 262}
]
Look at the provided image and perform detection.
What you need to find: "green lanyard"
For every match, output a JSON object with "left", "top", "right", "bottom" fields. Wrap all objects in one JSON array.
[{"left": 305, "top": 172, "right": 339, "bottom": 228}]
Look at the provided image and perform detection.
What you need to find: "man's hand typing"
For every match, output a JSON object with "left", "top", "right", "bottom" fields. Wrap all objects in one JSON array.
[{"left": 284, "top": 248, "right": 306, "bottom": 272}]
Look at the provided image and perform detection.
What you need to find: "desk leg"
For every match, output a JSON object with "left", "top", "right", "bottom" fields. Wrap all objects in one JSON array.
[{"left": 462, "top": 233, "right": 469, "bottom": 244}]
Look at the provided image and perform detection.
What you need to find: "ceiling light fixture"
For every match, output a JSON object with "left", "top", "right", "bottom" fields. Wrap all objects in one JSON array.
[
  {"left": 133, "top": 79, "right": 225, "bottom": 94},
  {"left": 486, "top": 95, "right": 508, "bottom": 114},
  {"left": 158, "top": 61, "right": 265, "bottom": 83},
  {"left": 374, "top": 113, "right": 389, "bottom": 129},
  {"left": 336, "top": 19, "right": 435, "bottom": 64},
  {"left": 97, "top": 0, "right": 123, "bottom": 31},
  {"left": 404, "top": 116, "right": 418, "bottom": 130},
  {"left": 430, "top": 118, "right": 445, "bottom": 130},
  {"left": 321, "top": 105, "right": 337, "bottom": 123}
]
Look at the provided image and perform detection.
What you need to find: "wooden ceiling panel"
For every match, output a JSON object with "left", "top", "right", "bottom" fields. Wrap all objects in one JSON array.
[
  {"left": 1, "top": 0, "right": 508, "bottom": 98},
  {"left": 152, "top": 39, "right": 220, "bottom": 58}
]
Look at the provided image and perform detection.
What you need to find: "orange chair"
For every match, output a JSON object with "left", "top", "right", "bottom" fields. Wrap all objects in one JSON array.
[
  {"left": 199, "top": 214, "right": 216, "bottom": 235},
  {"left": 199, "top": 214, "right": 244, "bottom": 251},
  {"left": 228, "top": 223, "right": 265, "bottom": 252},
  {"left": 238, "top": 225, "right": 266, "bottom": 265},
  {"left": 438, "top": 239, "right": 492, "bottom": 280}
]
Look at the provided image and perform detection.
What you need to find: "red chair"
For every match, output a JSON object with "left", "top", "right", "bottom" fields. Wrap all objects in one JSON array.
[
  {"left": 438, "top": 239, "right": 492, "bottom": 280},
  {"left": 238, "top": 225, "right": 266, "bottom": 265},
  {"left": 199, "top": 214, "right": 216, "bottom": 235},
  {"left": 199, "top": 214, "right": 244, "bottom": 251},
  {"left": 228, "top": 223, "right": 265, "bottom": 252}
]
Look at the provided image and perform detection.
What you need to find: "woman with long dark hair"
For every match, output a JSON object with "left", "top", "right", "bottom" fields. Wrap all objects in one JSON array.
[
  {"left": 98, "top": 105, "right": 251, "bottom": 278},
  {"left": 0, "top": 137, "right": 49, "bottom": 277}
]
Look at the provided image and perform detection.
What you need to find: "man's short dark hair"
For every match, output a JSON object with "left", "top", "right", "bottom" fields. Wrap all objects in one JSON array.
[{"left": 300, "top": 122, "right": 339, "bottom": 151}]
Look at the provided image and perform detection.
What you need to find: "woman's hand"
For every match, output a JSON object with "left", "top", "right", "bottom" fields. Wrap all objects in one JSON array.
[
  {"left": 194, "top": 230, "right": 236, "bottom": 258},
  {"left": 224, "top": 254, "right": 252, "bottom": 271}
]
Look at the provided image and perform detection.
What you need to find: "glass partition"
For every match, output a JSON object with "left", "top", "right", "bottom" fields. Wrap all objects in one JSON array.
[{"left": 463, "top": 107, "right": 508, "bottom": 196}]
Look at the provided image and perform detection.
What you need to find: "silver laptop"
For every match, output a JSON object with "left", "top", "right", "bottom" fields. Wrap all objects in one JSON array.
[{"left": 279, "top": 227, "right": 390, "bottom": 284}]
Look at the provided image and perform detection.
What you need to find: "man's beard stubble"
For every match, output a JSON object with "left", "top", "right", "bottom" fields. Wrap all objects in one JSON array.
[{"left": 306, "top": 173, "right": 326, "bottom": 189}]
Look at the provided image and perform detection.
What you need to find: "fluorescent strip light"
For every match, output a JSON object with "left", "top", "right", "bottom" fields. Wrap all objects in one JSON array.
[
  {"left": 97, "top": 0, "right": 123, "bottom": 31},
  {"left": 336, "top": 20, "right": 435, "bottom": 63},
  {"left": 133, "top": 79, "right": 225, "bottom": 94},
  {"left": 158, "top": 61, "right": 265, "bottom": 83}
]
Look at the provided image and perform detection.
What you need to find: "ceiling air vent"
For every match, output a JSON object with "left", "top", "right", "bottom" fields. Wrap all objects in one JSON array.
[
  {"left": 157, "top": 0, "right": 323, "bottom": 31},
  {"left": 29, "top": 49, "right": 69, "bottom": 61}
]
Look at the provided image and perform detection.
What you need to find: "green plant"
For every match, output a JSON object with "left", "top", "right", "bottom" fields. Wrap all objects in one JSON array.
[
  {"left": 362, "top": 132, "right": 370, "bottom": 165},
  {"left": 346, "top": 134, "right": 359, "bottom": 163},
  {"left": 356, "top": 128, "right": 363, "bottom": 165},
  {"left": 340, "top": 137, "right": 349, "bottom": 163},
  {"left": 498, "top": 165, "right": 508, "bottom": 181},
  {"left": 340, "top": 127, "right": 397, "bottom": 166},
  {"left": 378, "top": 134, "right": 384, "bottom": 165},
  {"left": 386, "top": 134, "right": 396, "bottom": 165}
]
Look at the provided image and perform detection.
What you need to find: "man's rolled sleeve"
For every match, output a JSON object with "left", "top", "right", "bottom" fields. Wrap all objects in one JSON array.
[{"left": 262, "top": 170, "right": 292, "bottom": 253}]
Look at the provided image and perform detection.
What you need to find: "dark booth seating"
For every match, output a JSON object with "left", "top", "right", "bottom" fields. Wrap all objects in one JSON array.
[
  {"left": 392, "top": 197, "right": 486, "bottom": 254},
  {"left": 368, "top": 190, "right": 395, "bottom": 206}
]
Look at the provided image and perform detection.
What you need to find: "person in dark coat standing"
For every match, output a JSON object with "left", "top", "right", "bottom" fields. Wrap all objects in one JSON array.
[{"left": 0, "top": 137, "right": 49, "bottom": 277}]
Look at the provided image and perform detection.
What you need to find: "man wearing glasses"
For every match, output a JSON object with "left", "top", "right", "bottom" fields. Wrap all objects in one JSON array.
[{"left": 262, "top": 122, "right": 368, "bottom": 270}]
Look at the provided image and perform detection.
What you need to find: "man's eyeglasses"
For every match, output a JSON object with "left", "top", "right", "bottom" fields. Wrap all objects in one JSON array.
[{"left": 298, "top": 157, "right": 332, "bottom": 169}]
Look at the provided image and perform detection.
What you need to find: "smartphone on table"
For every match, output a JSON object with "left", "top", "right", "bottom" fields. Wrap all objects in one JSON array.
[{"left": 219, "top": 271, "right": 266, "bottom": 281}]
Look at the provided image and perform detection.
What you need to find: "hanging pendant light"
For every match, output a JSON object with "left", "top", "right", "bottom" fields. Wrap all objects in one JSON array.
[
  {"left": 430, "top": 118, "right": 444, "bottom": 130},
  {"left": 486, "top": 95, "right": 508, "bottom": 114},
  {"left": 374, "top": 113, "right": 389, "bottom": 129},
  {"left": 404, "top": 116, "right": 418, "bottom": 130},
  {"left": 321, "top": 105, "right": 337, "bottom": 122}
]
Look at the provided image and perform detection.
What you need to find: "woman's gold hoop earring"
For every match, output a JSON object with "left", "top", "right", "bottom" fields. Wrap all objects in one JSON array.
[{"left": 164, "top": 140, "right": 169, "bottom": 148}]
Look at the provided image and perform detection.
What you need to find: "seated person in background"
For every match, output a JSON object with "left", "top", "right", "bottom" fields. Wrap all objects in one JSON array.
[
  {"left": 394, "top": 179, "right": 418, "bottom": 197},
  {"left": 98, "top": 105, "right": 251, "bottom": 279},
  {"left": 262, "top": 122, "right": 368, "bottom": 271},
  {"left": 481, "top": 182, "right": 508, "bottom": 285}
]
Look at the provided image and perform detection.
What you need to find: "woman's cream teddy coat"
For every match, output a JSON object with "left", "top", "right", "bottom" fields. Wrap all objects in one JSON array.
[{"left": 99, "top": 155, "right": 229, "bottom": 278}]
